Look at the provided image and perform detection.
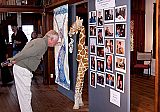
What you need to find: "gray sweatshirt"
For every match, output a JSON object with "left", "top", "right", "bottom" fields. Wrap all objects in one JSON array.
[{"left": 11, "top": 37, "right": 48, "bottom": 72}]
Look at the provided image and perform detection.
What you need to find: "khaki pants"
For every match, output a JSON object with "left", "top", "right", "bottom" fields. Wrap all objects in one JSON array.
[{"left": 13, "top": 64, "right": 33, "bottom": 112}]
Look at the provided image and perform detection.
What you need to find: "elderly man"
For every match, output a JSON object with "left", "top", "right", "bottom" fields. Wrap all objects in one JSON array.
[{"left": 9, "top": 30, "right": 59, "bottom": 112}]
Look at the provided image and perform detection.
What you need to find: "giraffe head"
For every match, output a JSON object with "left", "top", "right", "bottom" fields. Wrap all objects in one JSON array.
[{"left": 69, "top": 16, "right": 83, "bottom": 37}]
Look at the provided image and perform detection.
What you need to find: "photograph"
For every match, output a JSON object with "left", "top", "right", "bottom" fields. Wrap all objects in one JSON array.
[
  {"left": 104, "top": 8, "right": 114, "bottom": 23},
  {"left": 89, "top": 11, "right": 97, "bottom": 24},
  {"left": 105, "top": 39, "right": 114, "bottom": 54},
  {"left": 97, "top": 9, "right": 104, "bottom": 26},
  {"left": 97, "top": 72, "right": 105, "bottom": 87},
  {"left": 116, "top": 39, "right": 125, "bottom": 56},
  {"left": 106, "top": 72, "right": 115, "bottom": 88},
  {"left": 90, "top": 55, "right": 96, "bottom": 71},
  {"left": 97, "top": 28, "right": 104, "bottom": 45},
  {"left": 89, "top": 25, "right": 96, "bottom": 37},
  {"left": 104, "top": 24, "right": 114, "bottom": 38},
  {"left": 115, "top": 56, "right": 126, "bottom": 73},
  {"left": 90, "top": 38, "right": 96, "bottom": 54},
  {"left": 115, "top": 23, "right": 126, "bottom": 38},
  {"left": 105, "top": 54, "right": 113, "bottom": 72},
  {"left": 115, "top": 5, "right": 127, "bottom": 22},
  {"left": 90, "top": 71, "right": 96, "bottom": 88},
  {"left": 97, "top": 46, "right": 104, "bottom": 58},
  {"left": 116, "top": 72, "right": 124, "bottom": 93},
  {"left": 97, "top": 59, "right": 105, "bottom": 73}
]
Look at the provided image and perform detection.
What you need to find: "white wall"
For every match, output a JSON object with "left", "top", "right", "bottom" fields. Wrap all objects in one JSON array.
[{"left": 145, "top": 0, "right": 156, "bottom": 75}]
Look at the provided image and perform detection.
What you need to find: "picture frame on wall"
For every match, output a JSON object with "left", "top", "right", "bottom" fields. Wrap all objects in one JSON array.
[
  {"left": 97, "top": 28, "right": 104, "bottom": 45},
  {"left": 89, "top": 25, "right": 97, "bottom": 37},
  {"left": 105, "top": 72, "right": 115, "bottom": 88},
  {"left": 89, "top": 11, "right": 97, "bottom": 24},
  {"left": 90, "top": 71, "right": 96, "bottom": 88},
  {"left": 116, "top": 72, "right": 124, "bottom": 93},
  {"left": 104, "top": 8, "right": 114, "bottom": 23},
  {"left": 116, "top": 39, "right": 125, "bottom": 56},
  {"left": 97, "top": 59, "right": 105, "bottom": 73},
  {"left": 115, "top": 56, "right": 126, "bottom": 73},
  {"left": 104, "top": 24, "right": 114, "bottom": 38},
  {"left": 90, "top": 38, "right": 96, "bottom": 54},
  {"left": 97, "top": 9, "right": 104, "bottom": 26},
  {"left": 105, "top": 54, "right": 113, "bottom": 73},
  {"left": 115, "top": 5, "right": 127, "bottom": 22},
  {"left": 97, "top": 46, "right": 105, "bottom": 58},
  {"left": 90, "top": 55, "right": 96, "bottom": 71},
  {"left": 115, "top": 23, "right": 126, "bottom": 38},
  {"left": 105, "top": 39, "right": 114, "bottom": 54},
  {"left": 97, "top": 72, "right": 105, "bottom": 87}
]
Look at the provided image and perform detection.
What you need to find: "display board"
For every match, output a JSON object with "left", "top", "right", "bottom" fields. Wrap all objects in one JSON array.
[
  {"left": 89, "top": 0, "right": 130, "bottom": 112},
  {"left": 53, "top": 4, "right": 70, "bottom": 90}
]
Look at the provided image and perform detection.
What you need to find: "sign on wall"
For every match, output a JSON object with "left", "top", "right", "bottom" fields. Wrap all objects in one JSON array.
[
  {"left": 53, "top": 4, "right": 70, "bottom": 90},
  {"left": 95, "top": 0, "right": 115, "bottom": 10}
]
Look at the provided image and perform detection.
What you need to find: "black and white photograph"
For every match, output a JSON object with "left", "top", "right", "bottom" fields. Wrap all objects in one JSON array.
[
  {"left": 89, "top": 25, "right": 96, "bottom": 37},
  {"left": 104, "top": 8, "right": 114, "bottom": 23},
  {"left": 115, "top": 5, "right": 127, "bottom": 22},
  {"left": 89, "top": 11, "right": 97, "bottom": 24},
  {"left": 105, "top": 39, "right": 114, "bottom": 54},
  {"left": 97, "top": 73, "right": 105, "bottom": 87},
  {"left": 115, "top": 56, "right": 126, "bottom": 73},
  {"left": 97, "top": 28, "right": 104, "bottom": 45},
  {"left": 90, "top": 55, "right": 96, "bottom": 71},
  {"left": 105, "top": 54, "right": 113, "bottom": 72},
  {"left": 97, "top": 59, "right": 105, "bottom": 73},
  {"left": 116, "top": 72, "right": 124, "bottom": 93},
  {"left": 90, "top": 38, "right": 96, "bottom": 54},
  {"left": 104, "top": 24, "right": 114, "bottom": 38},
  {"left": 115, "top": 23, "right": 126, "bottom": 38},
  {"left": 97, "top": 9, "right": 104, "bottom": 26},
  {"left": 90, "top": 71, "right": 96, "bottom": 88},
  {"left": 116, "top": 39, "right": 125, "bottom": 56},
  {"left": 97, "top": 46, "right": 104, "bottom": 58},
  {"left": 106, "top": 72, "right": 115, "bottom": 88}
]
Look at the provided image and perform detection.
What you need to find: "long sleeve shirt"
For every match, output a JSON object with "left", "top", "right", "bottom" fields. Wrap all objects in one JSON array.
[{"left": 11, "top": 37, "right": 48, "bottom": 72}]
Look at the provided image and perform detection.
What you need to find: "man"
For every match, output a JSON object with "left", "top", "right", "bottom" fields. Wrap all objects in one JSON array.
[
  {"left": 8, "top": 30, "right": 59, "bottom": 112},
  {"left": 11, "top": 23, "right": 28, "bottom": 56}
]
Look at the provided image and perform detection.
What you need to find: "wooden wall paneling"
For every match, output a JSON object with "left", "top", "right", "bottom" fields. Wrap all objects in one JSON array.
[{"left": 155, "top": 0, "right": 160, "bottom": 112}]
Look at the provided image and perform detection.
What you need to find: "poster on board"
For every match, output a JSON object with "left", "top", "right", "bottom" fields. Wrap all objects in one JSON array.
[
  {"left": 95, "top": 0, "right": 115, "bottom": 10},
  {"left": 53, "top": 4, "right": 70, "bottom": 90}
]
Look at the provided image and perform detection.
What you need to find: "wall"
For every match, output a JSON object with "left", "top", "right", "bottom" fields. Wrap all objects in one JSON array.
[{"left": 145, "top": 0, "right": 156, "bottom": 75}]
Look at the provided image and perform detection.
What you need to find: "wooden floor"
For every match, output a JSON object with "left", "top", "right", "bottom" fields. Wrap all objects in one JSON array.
[{"left": 0, "top": 74, "right": 155, "bottom": 112}]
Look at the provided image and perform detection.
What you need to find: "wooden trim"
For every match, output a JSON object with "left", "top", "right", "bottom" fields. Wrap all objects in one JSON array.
[
  {"left": 155, "top": 0, "right": 160, "bottom": 112},
  {"left": 0, "top": 5, "right": 43, "bottom": 13}
]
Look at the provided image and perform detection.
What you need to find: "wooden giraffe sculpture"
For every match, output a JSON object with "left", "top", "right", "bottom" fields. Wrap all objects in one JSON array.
[{"left": 69, "top": 16, "right": 88, "bottom": 109}]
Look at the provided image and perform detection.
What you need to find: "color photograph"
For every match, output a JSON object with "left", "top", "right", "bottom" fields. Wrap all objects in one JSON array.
[
  {"left": 115, "top": 23, "right": 126, "bottom": 38},
  {"left": 97, "top": 9, "right": 104, "bottom": 26},
  {"left": 97, "top": 28, "right": 104, "bottom": 45},
  {"left": 104, "top": 24, "right": 114, "bottom": 38},
  {"left": 97, "top": 73, "right": 105, "bottom": 87},
  {"left": 106, "top": 72, "right": 115, "bottom": 88},
  {"left": 104, "top": 8, "right": 114, "bottom": 23},
  {"left": 89, "top": 25, "right": 96, "bottom": 37},
  {"left": 97, "top": 46, "right": 104, "bottom": 58},
  {"left": 90, "top": 38, "right": 96, "bottom": 54},
  {"left": 115, "top": 56, "right": 126, "bottom": 73},
  {"left": 89, "top": 11, "right": 97, "bottom": 24},
  {"left": 90, "top": 71, "right": 96, "bottom": 88},
  {"left": 97, "top": 59, "right": 105, "bottom": 73},
  {"left": 90, "top": 55, "right": 96, "bottom": 71},
  {"left": 105, "top": 54, "right": 113, "bottom": 72},
  {"left": 115, "top": 5, "right": 127, "bottom": 22},
  {"left": 116, "top": 39, "right": 125, "bottom": 56},
  {"left": 105, "top": 39, "right": 114, "bottom": 54},
  {"left": 116, "top": 72, "right": 124, "bottom": 93}
]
